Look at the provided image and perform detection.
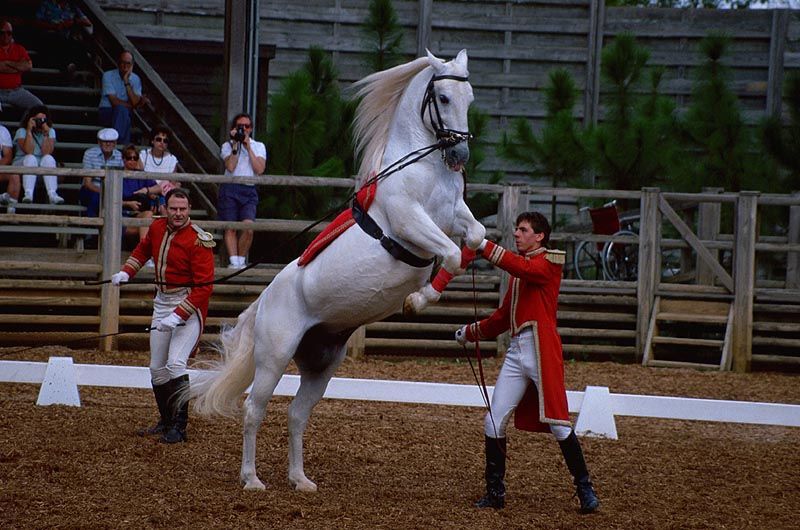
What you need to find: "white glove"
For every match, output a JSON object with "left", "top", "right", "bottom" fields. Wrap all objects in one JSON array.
[
  {"left": 156, "top": 312, "right": 183, "bottom": 332},
  {"left": 455, "top": 326, "right": 468, "bottom": 346},
  {"left": 110, "top": 271, "right": 130, "bottom": 286}
]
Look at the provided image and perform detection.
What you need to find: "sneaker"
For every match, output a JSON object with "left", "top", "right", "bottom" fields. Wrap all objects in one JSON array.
[
  {"left": 0, "top": 192, "right": 9, "bottom": 204},
  {"left": 21, "top": 194, "right": 32, "bottom": 204},
  {"left": 145, "top": 259, "right": 155, "bottom": 268},
  {"left": 48, "top": 193, "right": 65, "bottom": 205}
]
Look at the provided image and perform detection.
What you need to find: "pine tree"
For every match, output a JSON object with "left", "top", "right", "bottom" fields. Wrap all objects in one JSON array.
[
  {"left": 677, "top": 33, "right": 752, "bottom": 192},
  {"left": 762, "top": 72, "right": 800, "bottom": 192},
  {"left": 591, "top": 33, "right": 677, "bottom": 195},
  {"left": 362, "top": 0, "right": 404, "bottom": 72},
  {"left": 498, "top": 68, "right": 591, "bottom": 221}
]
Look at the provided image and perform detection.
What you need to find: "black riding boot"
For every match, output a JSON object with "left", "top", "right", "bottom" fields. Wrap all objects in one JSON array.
[
  {"left": 475, "top": 435, "right": 506, "bottom": 509},
  {"left": 137, "top": 381, "right": 171, "bottom": 436},
  {"left": 160, "top": 374, "right": 189, "bottom": 444},
  {"left": 558, "top": 431, "right": 599, "bottom": 513}
]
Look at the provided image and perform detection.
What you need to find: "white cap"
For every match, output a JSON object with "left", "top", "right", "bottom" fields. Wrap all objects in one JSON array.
[{"left": 97, "top": 128, "right": 119, "bottom": 142}]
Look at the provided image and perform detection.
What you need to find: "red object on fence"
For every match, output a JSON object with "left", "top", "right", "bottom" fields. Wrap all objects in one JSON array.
[{"left": 588, "top": 205, "right": 621, "bottom": 252}]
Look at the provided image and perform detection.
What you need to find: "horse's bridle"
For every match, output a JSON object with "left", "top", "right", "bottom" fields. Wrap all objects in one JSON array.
[{"left": 420, "top": 74, "right": 474, "bottom": 149}]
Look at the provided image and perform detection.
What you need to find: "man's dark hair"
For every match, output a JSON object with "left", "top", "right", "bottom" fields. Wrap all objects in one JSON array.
[
  {"left": 515, "top": 211, "right": 551, "bottom": 247},
  {"left": 230, "top": 112, "right": 252, "bottom": 129},
  {"left": 165, "top": 188, "right": 190, "bottom": 205}
]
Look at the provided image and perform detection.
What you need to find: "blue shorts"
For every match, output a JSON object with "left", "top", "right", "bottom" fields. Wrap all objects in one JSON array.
[{"left": 217, "top": 183, "right": 258, "bottom": 222}]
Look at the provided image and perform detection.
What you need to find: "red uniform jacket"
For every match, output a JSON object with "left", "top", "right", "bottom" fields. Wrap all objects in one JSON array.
[
  {"left": 122, "top": 218, "right": 215, "bottom": 328},
  {"left": 463, "top": 241, "right": 570, "bottom": 432}
]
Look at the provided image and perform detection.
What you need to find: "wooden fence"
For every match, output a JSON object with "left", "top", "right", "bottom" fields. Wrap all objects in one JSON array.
[{"left": 1, "top": 165, "right": 799, "bottom": 372}]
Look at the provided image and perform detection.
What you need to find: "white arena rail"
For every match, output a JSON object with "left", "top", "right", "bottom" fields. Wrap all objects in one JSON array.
[{"left": 2, "top": 357, "right": 799, "bottom": 440}]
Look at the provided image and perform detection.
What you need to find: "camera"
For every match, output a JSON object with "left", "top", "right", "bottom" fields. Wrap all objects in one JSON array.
[
  {"left": 233, "top": 125, "right": 247, "bottom": 142},
  {"left": 33, "top": 117, "right": 47, "bottom": 129}
]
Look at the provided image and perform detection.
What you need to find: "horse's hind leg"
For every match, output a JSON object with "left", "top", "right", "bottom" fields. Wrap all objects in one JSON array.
[
  {"left": 240, "top": 342, "right": 295, "bottom": 491},
  {"left": 287, "top": 344, "right": 347, "bottom": 492}
]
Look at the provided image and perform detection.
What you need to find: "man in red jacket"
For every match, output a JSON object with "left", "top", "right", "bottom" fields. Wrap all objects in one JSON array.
[
  {"left": 452, "top": 211, "right": 599, "bottom": 513},
  {"left": 111, "top": 188, "right": 215, "bottom": 443}
]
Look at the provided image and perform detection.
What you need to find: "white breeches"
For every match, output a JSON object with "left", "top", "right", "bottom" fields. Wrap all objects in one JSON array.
[
  {"left": 484, "top": 329, "right": 572, "bottom": 441},
  {"left": 21, "top": 154, "right": 58, "bottom": 195},
  {"left": 149, "top": 290, "right": 201, "bottom": 385}
]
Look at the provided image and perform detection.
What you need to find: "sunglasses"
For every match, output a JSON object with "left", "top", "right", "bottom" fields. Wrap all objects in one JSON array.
[
  {"left": 0, "top": 30, "right": 12, "bottom": 35},
  {"left": 153, "top": 137, "right": 169, "bottom": 143},
  {"left": 124, "top": 155, "right": 139, "bottom": 161},
  {"left": 236, "top": 123, "right": 252, "bottom": 129}
]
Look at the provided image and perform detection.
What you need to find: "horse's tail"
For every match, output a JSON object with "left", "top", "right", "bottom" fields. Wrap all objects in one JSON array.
[{"left": 190, "top": 299, "right": 259, "bottom": 418}]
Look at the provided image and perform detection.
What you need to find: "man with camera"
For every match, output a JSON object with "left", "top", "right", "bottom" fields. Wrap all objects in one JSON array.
[{"left": 219, "top": 112, "right": 266, "bottom": 269}]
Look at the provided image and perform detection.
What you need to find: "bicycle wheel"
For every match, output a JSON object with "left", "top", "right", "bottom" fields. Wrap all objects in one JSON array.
[
  {"left": 660, "top": 248, "right": 682, "bottom": 279},
  {"left": 573, "top": 240, "right": 604, "bottom": 280},
  {"left": 602, "top": 230, "right": 638, "bottom": 281}
]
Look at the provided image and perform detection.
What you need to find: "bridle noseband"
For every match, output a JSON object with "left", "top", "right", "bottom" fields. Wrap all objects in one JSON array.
[{"left": 420, "top": 74, "right": 474, "bottom": 149}]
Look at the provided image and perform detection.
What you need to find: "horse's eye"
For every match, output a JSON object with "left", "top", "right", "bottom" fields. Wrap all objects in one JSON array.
[{"left": 438, "top": 94, "right": 449, "bottom": 105}]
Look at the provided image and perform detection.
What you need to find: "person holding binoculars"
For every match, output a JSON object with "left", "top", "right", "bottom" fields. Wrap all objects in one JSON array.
[
  {"left": 13, "top": 104, "right": 63, "bottom": 205},
  {"left": 218, "top": 112, "right": 267, "bottom": 269}
]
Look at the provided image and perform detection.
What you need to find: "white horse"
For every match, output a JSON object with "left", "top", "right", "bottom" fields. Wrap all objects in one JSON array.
[{"left": 190, "top": 49, "right": 485, "bottom": 492}]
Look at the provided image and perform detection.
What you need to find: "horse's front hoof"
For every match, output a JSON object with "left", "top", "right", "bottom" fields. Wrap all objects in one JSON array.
[
  {"left": 403, "top": 293, "right": 424, "bottom": 316},
  {"left": 241, "top": 475, "right": 266, "bottom": 491}
]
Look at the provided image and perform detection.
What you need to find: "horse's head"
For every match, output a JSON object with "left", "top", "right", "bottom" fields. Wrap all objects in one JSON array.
[{"left": 422, "top": 49, "right": 474, "bottom": 173}]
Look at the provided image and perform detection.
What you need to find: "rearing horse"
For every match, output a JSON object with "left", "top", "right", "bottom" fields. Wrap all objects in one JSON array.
[{"left": 190, "top": 49, "right": 485, "bottom": 491}]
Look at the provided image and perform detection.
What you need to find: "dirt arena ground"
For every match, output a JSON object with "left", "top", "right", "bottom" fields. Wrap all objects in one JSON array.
[{"left": 1, "top": 346, "right": 798, "bottom": 529}]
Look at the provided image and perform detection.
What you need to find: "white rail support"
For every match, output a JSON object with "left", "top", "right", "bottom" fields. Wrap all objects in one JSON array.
[{"left": 36, "top": 357, "right": 81, "bottom": 407}]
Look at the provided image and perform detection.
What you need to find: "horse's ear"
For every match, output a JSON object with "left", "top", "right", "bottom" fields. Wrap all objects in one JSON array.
[
  {"left": 426, "top": 48, "right": 445, "bottom": 74},
  {"left": 454, "top": 49, "right": 469, "bottom": 69}
]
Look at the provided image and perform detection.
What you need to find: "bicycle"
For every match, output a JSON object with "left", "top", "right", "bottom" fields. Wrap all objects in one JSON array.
[{"left": 573, "top": 200, "right": 681, "bottom": 281}]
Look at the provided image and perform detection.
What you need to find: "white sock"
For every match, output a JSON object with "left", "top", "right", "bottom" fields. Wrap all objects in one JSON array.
[
  {"left": 229, "top": 256, "right": 238, "bottom": 266},
  {"left": 237, "top": 255, "right": 246, "bottom": 266}
]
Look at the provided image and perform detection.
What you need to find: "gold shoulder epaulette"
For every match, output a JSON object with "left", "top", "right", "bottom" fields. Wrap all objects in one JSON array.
[
  {"left": 545, "top": 249, "right": 566, "bottom": 265},
  {"left": 192, "top": 224, "right": 216, "bottom": 248}
]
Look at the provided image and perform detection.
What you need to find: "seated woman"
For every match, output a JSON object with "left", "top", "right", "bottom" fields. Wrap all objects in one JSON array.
[
  {"left": 13, "top": 105, "right": 62, "bottom": 204},
  {"left": 121, "top": 144, "right": 161, "bottom": 243}
]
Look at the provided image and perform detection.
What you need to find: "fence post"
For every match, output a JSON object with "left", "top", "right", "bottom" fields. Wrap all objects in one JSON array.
[
  {"left": 696, "top": 187, "right": 723, "bottom": 285},
  {"left": 636, "top": 188, "right": 660, "bottom": 359},
  {"left": 416, "top": 0, "right": 433, "bottom": 57},
  {"left": 99, "top": 169, "right": 123, "bottom": 352},
  {"left": 731, "top": 191, "right": 758, "bottom": 373},
  {"left": 787, "top": 192, "right": 800, "bottom": 289},
  {"left": 347, "top": 325, "right": 366, "bottom": 359},
  {"left": 495, "top": 185, "right": 526, "bottom": 355}
]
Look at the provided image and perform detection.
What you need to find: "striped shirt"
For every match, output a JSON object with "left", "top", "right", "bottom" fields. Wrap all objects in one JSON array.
[{"left": 82, "top": 147, "right": 123, "bottom": 188}]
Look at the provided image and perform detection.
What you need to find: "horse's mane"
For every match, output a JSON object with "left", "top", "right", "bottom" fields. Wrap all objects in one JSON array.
[{"left": 351, "top": 57, "right": 431, "bottom": 185}]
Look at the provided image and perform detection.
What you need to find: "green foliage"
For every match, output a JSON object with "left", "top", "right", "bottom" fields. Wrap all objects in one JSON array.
[
  {"left": 761, "top": 72, "right": 800, "bottom": 191},
  {"left": 676, "top": 33, "right": 760, "bottom": 192},
  {"left": 497, "top": 68, "right": 591, "bottom": 220},
  {"left": 590, "top": 34, "right": 678, "bottom": 193},
  {"left": 464, "top": 106, "right": 503, "bottom": 220},
  {"left": 362, "top": 0, "right": 404, "bottom": 72},
  {"left": 262, "top": 49, "right": 354, "bottom": 223}
]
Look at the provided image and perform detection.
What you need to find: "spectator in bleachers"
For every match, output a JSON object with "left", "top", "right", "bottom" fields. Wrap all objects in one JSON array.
[
  {"left": 14, "top": 104, "right": 63, "bottom": 205},
  {"left": 34, "top": 0, "right": 93, "bottom": 82},
  {"left": 139, "top": 125, "right": 179, "bottom": 214},
  {"left": 0, "top": 20, "right": 43, "bottom": 112},
  {"left": 78, "top": 127, "right": 122, "bottom": 218},
  {"left": 98, "top": 50, "right": 142, "bottom": 144},
  {"left": 122, "top": 143, "right": 161, "bottom": 243},
  {"left": 0, "top": 123, "right": 19, "bottom": 212}
]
